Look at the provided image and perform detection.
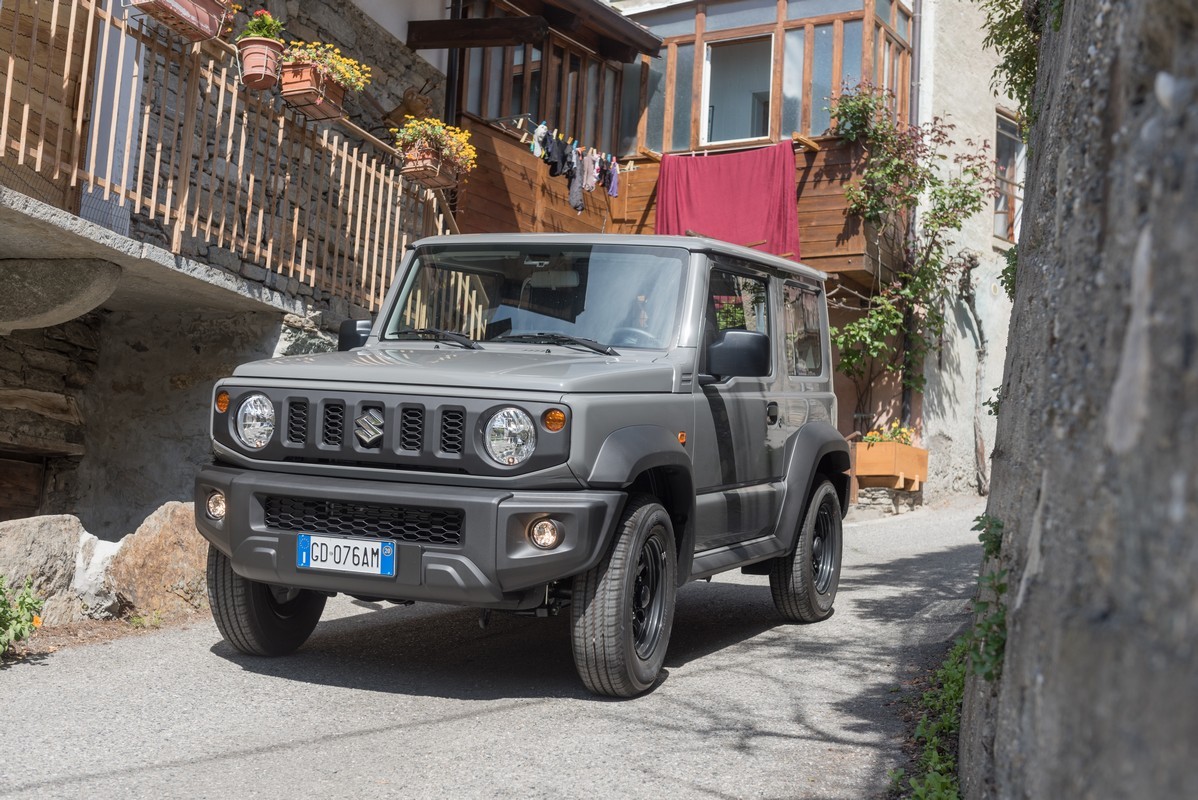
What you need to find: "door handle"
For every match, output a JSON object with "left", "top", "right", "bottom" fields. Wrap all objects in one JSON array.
[{"left": 766, "top": 401, "right": 779, "bottom": 425}]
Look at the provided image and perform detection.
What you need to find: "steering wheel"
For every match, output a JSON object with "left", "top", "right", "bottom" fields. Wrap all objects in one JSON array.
[{"left": 609, "top": 327, "right": 662, "bottom": 348}]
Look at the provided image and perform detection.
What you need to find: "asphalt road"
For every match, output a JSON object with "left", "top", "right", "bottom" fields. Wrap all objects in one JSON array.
[{"left": 0, "top": 497, "right": 984, "bottom": 800}]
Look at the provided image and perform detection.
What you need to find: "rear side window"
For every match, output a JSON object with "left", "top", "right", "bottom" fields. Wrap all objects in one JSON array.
[
  {"left": 708, "top": 269, "right": 769, "bottom": 334},
  {"left": 783, "top": 282, "right": 823, "bottom": 376}
]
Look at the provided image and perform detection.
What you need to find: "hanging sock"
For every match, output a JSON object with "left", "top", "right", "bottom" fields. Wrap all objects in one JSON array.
[
  {"left": 530, "top": 122, "right": 548, "bottom": 158},
  {"left": 608, "top": 157, "right": 620, "bottom": 198}
]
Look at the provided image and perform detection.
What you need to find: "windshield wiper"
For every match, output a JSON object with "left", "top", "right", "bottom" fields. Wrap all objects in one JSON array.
[
  {"left": 390, "top": 328, "right": 479, "bottom": 349},
  {"left": 494, "top": 332, "right": 619, "bottom": 356}
]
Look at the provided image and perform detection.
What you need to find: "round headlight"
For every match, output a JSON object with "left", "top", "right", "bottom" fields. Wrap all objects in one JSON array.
[
  {"left": 235, "top": 393, "right": 275, "bottom": 449},
  {"left": 484, "top": 407, "right": 536, "bottom": 466}
]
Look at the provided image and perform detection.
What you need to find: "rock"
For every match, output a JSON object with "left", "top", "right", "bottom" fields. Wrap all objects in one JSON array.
[
  {"left": 106, "top": 502, "right": 208, "bottom": 618},
  {"left": 72, "top": 534, "right": 123, "bottom": 620},
  {"left": 0, "top": 515, "right": 105, "bottom": 625}
]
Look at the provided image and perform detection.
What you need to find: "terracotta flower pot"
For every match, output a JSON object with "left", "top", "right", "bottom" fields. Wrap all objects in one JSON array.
[
  {"left": 401, "top": 148, "right": 459, "bottom": 189},
  {"left": 279, "top": 63, "right": 346, "bottom": 121},
  {"left": 236, "top": 37, "right": 284, "bottom": 91},
  {"left": 128, "top": 0, "right": 232, "bottom": 42},
  {"left": 852, "top": 441, "right": 929, "bottom": 491}
]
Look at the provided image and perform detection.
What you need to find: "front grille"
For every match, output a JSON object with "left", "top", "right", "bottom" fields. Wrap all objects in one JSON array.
[
  {"left": 322, "top": 402, "right": 345, "bottom": 446},
  {"left": 440, "top": 409, "right": 465, "bottom": 453},
  {"left": 263, "top": 495, "right": 463, "bottom": 546},
  {"left": 399, "top": 407, "right": 424, "bottom": 451},
  {"left": 287, "top": 401, "right": 309, "bottom": 444}
]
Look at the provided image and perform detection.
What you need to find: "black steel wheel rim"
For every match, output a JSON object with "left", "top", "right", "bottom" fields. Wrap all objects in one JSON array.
[
  {"left": 811, "top": 500, "right": 838, "bottom": 594},
  {"left": 632, "top": 529, "right": 667, "bottom": 659}
]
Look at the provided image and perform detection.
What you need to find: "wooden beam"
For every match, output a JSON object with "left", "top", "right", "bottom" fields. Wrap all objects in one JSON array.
[
  {"left": 407, "top": 18, "right": 549, "bottom": 50},
  {"left": 541, "top": 6, "right": 582, "bottom": 34},
  {"left": 597, "top": 37, "right": 638, "bottom": 64}
]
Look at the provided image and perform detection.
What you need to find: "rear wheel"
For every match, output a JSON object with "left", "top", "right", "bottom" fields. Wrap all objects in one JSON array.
[
  {"left": 571, "top": 495, "right": 677, "bottom": 697},
  {"left": 769, "top": 480, "right": 842, "bottom": 622},
  {"left": 206, "top": 544, "right": 326, "bottom": 656}
]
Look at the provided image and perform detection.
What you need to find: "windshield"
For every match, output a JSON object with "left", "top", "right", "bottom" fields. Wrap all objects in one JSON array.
[{"left": 381, "top": 243, "right": 689, "bottom": 350}]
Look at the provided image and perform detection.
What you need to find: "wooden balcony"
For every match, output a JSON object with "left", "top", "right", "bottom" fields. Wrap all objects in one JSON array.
[
  {"left": 0, "top": 0, "right": 453, "bottom": 314},
  {"left": 452, "top": 118, "right": 893, "bottom": 293}
]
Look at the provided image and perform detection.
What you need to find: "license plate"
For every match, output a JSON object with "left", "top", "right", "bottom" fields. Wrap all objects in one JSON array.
[{"left": 296, "top": 534, "right": 396, "bottom": 577}]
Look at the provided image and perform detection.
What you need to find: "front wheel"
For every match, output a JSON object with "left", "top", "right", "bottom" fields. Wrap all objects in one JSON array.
[
  {"left": 571, "top": 495, "right": 677, "bottom": 697},
  {"left": 769, "top": 480, "right": 843, "bottom": 623},
  {"left": 206, "top": 544, "right": 326, "bottom": 656}
]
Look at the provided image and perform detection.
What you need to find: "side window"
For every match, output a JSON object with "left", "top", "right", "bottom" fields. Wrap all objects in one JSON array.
[
  {"left": 708, "top": 269, "right": 769, "bottom": 335},
  {"left": 783, "top": 282, "right": 824, "bottom": 376}
]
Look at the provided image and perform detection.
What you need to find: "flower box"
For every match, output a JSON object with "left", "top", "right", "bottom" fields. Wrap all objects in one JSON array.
[
  {"left": 852, "top": 441, "right": 929, "bottom": 491},
  {"left": 400, "top": 149, "right": 460, "bottom": 189},
  {"left": 279, "top": 63, "right": 345, "bottom": 121},
  {"left": 128, "top": 0, "right": 231, "bottom": 43},
  {"left": 236, "top": 37, "right": 284, "bottom": 91}
]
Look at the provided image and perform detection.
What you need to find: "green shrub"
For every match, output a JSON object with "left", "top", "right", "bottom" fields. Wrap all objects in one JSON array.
[{"left": 1, "top": 575, "right": 44, "bottom": 655}]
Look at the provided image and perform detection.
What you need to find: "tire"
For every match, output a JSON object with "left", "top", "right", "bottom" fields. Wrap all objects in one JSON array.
[
  {"left": 571, "top": 495, "right": 677, "bottom": 698},
  {"left": 206, "top": 544, "right": 326, "bottom": 656},
  {"left": 769, "top": 480, "right": 843, "bottom": 623}
]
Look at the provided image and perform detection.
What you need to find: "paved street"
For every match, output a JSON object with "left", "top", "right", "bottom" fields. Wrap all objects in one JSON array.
[{"left": 0, "top": 498, "right": 983, "bottom": 800}]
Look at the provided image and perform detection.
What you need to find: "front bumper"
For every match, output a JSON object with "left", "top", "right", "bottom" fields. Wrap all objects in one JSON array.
[{"left": 195, "top": 465, "right": 625, "bottom": 609}]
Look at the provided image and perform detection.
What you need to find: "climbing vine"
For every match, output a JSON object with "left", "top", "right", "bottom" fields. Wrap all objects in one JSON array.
[{"left": 828, "top": 84, "right": 994, "bottom": 422}]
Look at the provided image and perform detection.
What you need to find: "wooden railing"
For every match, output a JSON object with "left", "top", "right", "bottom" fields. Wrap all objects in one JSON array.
[{"left": 0, "top": 0, "right": 454, "bottom": 312}]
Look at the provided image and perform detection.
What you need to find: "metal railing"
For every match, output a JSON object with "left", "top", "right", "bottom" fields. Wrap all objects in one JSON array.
[{"left": 0, "top": 0, "right": 455, "bottom": 312}]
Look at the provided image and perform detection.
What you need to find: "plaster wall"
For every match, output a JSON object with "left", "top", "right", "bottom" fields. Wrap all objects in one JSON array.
[
  {"left": 349, "top": 0, "right": 448, "bottom": 77},
  {"left": 916, "top": 0, "right": 1015, "bottom": 496}
]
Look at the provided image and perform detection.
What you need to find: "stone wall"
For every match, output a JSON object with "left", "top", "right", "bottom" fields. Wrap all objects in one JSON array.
[
  {"left": 70, "top": 310, "right": 333, "bottom": 541},
  {"left": 958, "top": 0, "right": 1198, "bottom": 797}
]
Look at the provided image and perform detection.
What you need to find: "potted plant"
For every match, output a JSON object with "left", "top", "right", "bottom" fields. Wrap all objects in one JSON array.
[
  {"left": 392, "top": 116, "right": 478, "bottom": 190},
  {"left": 852, "top": 421, "right": 929, "bottom": 491},
  {"left": 128, "top": 0, "right": 235, "bottom": 42},
  {"left": 234, "top": 9, "right": 284, "bottom": 91},
  {"left": 279, "top": 41, "right": 372, "bottom": 121}
]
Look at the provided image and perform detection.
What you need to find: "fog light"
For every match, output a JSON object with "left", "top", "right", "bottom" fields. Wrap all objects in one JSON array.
[
  {"left": 528, "top": 518, "right": 562, "bottom": 550},
  {"left": 205, "top": 491, "right": 226, "bottom": 520}
]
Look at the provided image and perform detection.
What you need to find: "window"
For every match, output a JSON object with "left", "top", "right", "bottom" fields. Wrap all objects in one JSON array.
[
  {"left": 783, "top": 283, "right": 823, "bottom": 376},
  {"left": 708, "top": 269, "right": 769, "bottom": 335},
  {"left": 994, "top": 113, "right": 1025, "bottom": 242},
  {"left": 704, "top": 37, "right": 773, "bottom": 144},
  {"left": 627, "top": 0, "right": 913, "bottom": 151},
  {"left": 461, "top": 2, "right": 623, "bottom": 155}
]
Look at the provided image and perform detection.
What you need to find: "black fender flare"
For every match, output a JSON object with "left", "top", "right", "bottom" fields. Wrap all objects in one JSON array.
[
  {"left": 774, "top": 421, "right": 851, "bottom": 554},
  {"left": 586, "top": 425, "right": 696, "bottom": 584}
]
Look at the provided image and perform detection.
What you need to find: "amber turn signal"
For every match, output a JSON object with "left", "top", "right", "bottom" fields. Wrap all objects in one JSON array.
[
  {"left": 215, "top": 390, "right": 230, "bottom": 414},
  {"left": 542, "top": 408, "right": 566, "bottom": 432},
  {"left": 678, "top": 431, "right": 687, "bottom": 445}
]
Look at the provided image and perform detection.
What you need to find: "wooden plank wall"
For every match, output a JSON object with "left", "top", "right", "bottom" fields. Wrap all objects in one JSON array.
[
  {"left": 0, "top": 0, "right": 89, "bottom": 210},
  {"left": 455, "top": 115, "right": 619, "bottom": 235},
  {"left": 0, "top": 457, "right": 44, "bottom": 522}
]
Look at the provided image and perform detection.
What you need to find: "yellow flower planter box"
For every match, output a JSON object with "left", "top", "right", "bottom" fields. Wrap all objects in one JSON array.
[{"left": 852, "top": 441, "right": 929, "bottom": 491}]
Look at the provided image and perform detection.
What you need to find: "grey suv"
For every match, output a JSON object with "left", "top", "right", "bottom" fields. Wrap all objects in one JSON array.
[{"left": 195, "top": 234, "right": 849, "bottom": 697}]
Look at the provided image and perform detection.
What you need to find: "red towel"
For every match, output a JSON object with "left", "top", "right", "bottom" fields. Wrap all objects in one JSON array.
[{"left": 657, "top": 141, "right": 800, "bottom": 259}]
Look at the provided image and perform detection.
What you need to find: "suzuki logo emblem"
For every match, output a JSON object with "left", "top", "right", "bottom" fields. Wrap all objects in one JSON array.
[{"left": 354, "top": 408, "right": 385, "bottom": 447}]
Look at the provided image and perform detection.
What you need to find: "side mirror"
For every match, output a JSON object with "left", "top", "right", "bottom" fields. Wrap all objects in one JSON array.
[
  {"left": 705, "top": 329, "right": 771, "bottom": 380},
  {"left": 338, "top": 318, "right": 372, "bottom": 351}
]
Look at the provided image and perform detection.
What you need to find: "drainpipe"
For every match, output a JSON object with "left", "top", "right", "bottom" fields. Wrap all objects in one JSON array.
[{"left": 900, "top": 0, "right": 923, "bottom": 427}]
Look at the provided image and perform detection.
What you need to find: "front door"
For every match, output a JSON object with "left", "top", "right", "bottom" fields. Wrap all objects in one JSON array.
[{"left": 691, "top": 265, "right": 780, "bottom": 551}]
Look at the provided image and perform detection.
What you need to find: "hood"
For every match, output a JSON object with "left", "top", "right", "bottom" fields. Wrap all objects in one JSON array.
[{"left": 230, "top": 346, "right": 678, "bottom": 393}]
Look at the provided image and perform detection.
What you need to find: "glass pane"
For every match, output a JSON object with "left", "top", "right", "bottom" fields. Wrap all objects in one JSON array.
[
  {"left": 564, "top": 53, "right": 580, "bottom": 135},
  {"left": 619, "top": 62, "right": 643, "bottom": 157},
  {"left": 646, "top": 55, "right": 667, "bottom": 152},
  {"left": 704, "top": 0, "right": 778, "bottom": 32},
  {"left": 508, "top": 47, "right": 525, "bottom": 117},
  {"left": 709, "top": 270, "right": 769, "bottom": 335},
  {"left": 485, "top": 47, "right": 503, "bottom": 118},
  {"left": 601, "top": 67, "right": 617, "bottom": 154},
  {"left": 529, "top": 47, "right": 543, "bottom": 121},
  {"left": 465, "top": 48, "right": 483, "bottom": 116},
  {"left": 784, "top": 284, "right": 823, "bottom": 376},
  {"left": 705, "top": 37, "right": 772, "bottom": 143},
  {"left": 549, "top": 47, "right": 563, "bottom": 127},
  {"left": 809, "top": 25, "right": 834, "bottom": 135},
  {"left": 786, "top": 0, "right": 863, "bottom": 19},
  {"left": 671, "top": 44, "right": 695, "bottom": 151},
  {"left": 781, "top": 29, "right": 804, "bottom": 137},
  {"left": 584, "top": 61, "right": 599, "bottom": 144},
  {"left": 876, "top": 0, "right": 893, "bottom": 25},
  {"left": 897, "top": 9, "right": 910, "bottom": 41},
  {"left": 841, "top": 19, "right": 863, "bottom": 89},
  {"left": 633, "top": 5, "right": 697, "bottom": 38}
]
